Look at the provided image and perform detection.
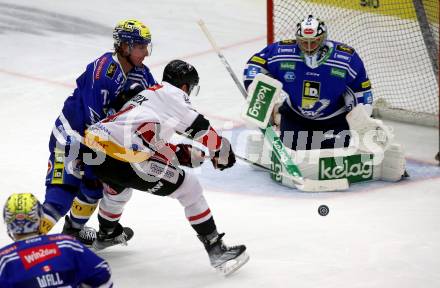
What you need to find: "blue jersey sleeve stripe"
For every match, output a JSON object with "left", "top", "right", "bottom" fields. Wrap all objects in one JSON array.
[{"left": 0, "top": 254, "right": 19, "bottom": 275}]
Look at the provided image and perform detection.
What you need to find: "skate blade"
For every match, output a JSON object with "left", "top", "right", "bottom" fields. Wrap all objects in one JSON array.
[{"left": 215, "top": 252, "right": 250, "bottom": 276}]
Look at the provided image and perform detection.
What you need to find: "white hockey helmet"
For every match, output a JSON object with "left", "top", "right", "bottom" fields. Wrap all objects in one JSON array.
[{"left": 295, "top": 15, "right": 327, "bottom": 55}]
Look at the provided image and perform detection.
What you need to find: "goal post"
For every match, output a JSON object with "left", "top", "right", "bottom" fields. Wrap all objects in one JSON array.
[{"left": 266, "top": 0, "right": 439, "bottom": 127}]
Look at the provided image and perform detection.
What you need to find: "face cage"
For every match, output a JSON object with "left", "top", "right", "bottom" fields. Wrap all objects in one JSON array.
[{"left": 297, "top": 36, "right": 325, "bottom": 55}]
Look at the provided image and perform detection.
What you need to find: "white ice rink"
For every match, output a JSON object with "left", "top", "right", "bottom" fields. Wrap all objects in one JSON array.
[{"left": 1, "top": 1, "right": 440, "bottom": 287}]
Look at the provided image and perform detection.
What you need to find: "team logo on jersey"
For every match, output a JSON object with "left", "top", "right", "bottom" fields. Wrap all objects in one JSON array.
[
  {"left": 331, "top": 67, "right": 346, "bottom": 78},
  {"left": 280, "top": 62, "right": 295, "bottom": 70},
  {"left": 250, "top": 56, "right": 266, "bottom": 65},
  {"left": 336, "top": 44, "right": 354, "bottom": 55},
  {"left": 106, "top": 63, "right": 117, "bottom": 79},
  {"left": 283, "top": 71, "right": 295, "bottom": 82},
  {"left": 302, "top": 80, "right": 320, "bottom": 109}
]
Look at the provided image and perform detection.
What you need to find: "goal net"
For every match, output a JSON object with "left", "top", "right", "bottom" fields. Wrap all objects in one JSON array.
[{"left": 267, "top": 0, "right": 439, "bottom": 127}]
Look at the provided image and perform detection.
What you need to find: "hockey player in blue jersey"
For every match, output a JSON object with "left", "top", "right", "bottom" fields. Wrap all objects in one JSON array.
[
  {"left": 41, "top": 19, "right": 157, "bottom": 246},
  {"left": 0, "top": 193, "right": 113, "bottom": 288},
  {"left": 243, "top": 15, "right": 373, "bottom": 150}
]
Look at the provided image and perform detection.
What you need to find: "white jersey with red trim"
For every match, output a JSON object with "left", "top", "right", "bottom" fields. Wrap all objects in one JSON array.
[{"left": 85, "top": 81, "right": 201, "bottom": 161}]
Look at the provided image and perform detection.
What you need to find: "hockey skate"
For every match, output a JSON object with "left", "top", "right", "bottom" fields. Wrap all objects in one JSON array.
[
  {"left": 198, "top": 232, "right": 249, "bottom": 276},
  {"left": 92, "top": 223, "right": 134, "bottom": 251},
  {"left": 62, "top": 215, "right": 96, "bottom": 247}
]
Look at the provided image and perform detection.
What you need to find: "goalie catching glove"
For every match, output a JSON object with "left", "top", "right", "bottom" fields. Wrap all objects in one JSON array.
[{"left": 210, "top": 137, "right": 236, "bottom": 170}]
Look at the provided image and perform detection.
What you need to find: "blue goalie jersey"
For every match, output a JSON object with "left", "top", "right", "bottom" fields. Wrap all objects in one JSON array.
[
  {"left": 0, "top": 234, "right": 112, "bottom": 288},
  {"left": 243, "top": 40, "right": 373, "bottom": 120}
]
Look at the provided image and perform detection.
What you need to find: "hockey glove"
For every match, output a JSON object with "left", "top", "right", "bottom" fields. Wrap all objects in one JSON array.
[
  {"left": 210, "top": 137, "right": 236, "bottom": 170},
  {"left": 111, "top": 82, "right": 145, "bottom": 111},
  {"left": 175, "top": 144, "right": 206, "bottom": 168}
]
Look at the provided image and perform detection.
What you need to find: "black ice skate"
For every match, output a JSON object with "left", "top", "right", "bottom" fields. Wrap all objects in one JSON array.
[
  {"left": 92, "top": 223, "right": 134, "bottom": 251},
  {"left": 62, "top": 215, "right": 96, "bottom": 247},
  {"left": 198, "top": 232, "right": 249, "bottom": 276}
]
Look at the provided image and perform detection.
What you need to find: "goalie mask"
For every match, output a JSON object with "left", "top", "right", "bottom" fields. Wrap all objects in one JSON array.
[
  {"left": 162, "top": 60, "right": 200, "bottom": 97},
  {"left": 295, "top": 15, "right": 327, "bottom": 55},
  {"left": 113, "top": 19, "right": 153, "bottom": 56},
  {"left": 3, "top": 193, "right": 43, "bottom": 240}
]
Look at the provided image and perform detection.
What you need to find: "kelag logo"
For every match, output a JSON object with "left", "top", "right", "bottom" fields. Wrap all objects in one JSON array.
[
  {"left": 319, "top": 154, "right": 374, "bottom": 183},
  {"left": 246, "top": 82, "right": 276, "bottom": 122},
  {"left": 301, "top": 80, "right": 320, "bottom": 109}
]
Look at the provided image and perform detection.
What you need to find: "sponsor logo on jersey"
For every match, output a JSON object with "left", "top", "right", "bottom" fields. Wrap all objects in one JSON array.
[
  {"left": 361, "top": 80, "right": 371, "bottom": 89},
  {"left": 250, "top": 56, "right": 266, "bottom": 65},
  {"left": 51, "top": 149, "right": 65, "bottom": 185},
  {"left": 319, "top": 154, "right": 374, "bottom": 183},
  {"left": 106, "top": 63, "right": 117, "bottom": 79},
  {"left": 94, "top": 57, "right": 108, "bottom": 80},
  {"left": 280, "top": 39, "right": 296, "bottom": 45},
  {"left": 363, "top": 91, "right": 373, "bottom": 104},
  {"left": 277, "top": 47, "right": 295, "bottom": 53},
  {"left": 334, "top": 53, "right": 351, "bottom": 61},
  {"left": 0, "top": 245, "right": 17, "bottom": 256},
  {"left": 246, "top": 65, "right": 261, "bottom": 78},
  {"left": 283, "top": 71, "right": 295, "bottom": 82},
  {"left": 306, "top": 72, "right": 320, "bottom": 77},
  {"left": 301, "top": 81, "right": 320, "bottom": 109},
  {"left": 336, "top": 44, "right": 354, "bottom": 55},
  {"left": 279, "top": 62, "right": 295, "bottom": 70},
  {"left": 18, "top": 243, "right": 61, "bottom": 270},
  {"left": 331, "top": 67, "right": 347, "bottom": 78},
  {"left": 47, "top": 160, "right": 53, "bottom": 176}
]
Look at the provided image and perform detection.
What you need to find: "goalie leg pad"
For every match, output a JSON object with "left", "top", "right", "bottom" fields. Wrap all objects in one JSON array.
[{"left": 380, "top": 144, "right": 406, "bottom": 182}]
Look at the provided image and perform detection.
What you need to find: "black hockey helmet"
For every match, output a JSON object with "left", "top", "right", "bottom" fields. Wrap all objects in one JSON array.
[{"left": 162, "top": 60, "right": 200, "bottom": 96}]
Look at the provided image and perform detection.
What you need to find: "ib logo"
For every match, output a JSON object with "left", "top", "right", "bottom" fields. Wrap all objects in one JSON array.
[{"left": 302, "top": 80, "right": 320, "bottom": 109}]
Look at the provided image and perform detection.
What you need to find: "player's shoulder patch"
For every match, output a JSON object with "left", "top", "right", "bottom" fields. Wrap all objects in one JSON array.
[
  {"left": 279, "top": 39, "right": 296, "bottom": 45},
  {"left": 250, "top": 55, "right": 266, "bottom": 65},
  {"left": 105, "top": 62, "right": 118, "bottom": 79},
  {"left": 335, "top": 44, "right": 355, "bottom": 55}
]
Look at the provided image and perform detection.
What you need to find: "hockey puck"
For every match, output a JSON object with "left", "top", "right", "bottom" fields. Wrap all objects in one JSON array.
[{"left": 318, "top": 205, "right": 329, "bottom": 216}]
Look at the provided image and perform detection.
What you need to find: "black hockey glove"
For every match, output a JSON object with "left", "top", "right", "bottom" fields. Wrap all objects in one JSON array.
[
  {"left": 175, "top": 144, "right": 206, "bottom": 168},
  {"left": 111, "top": 82, "right": 145, "bottom": 111},
  {"left": 210, "top": 137, "right": 236, "bottom": 171}
]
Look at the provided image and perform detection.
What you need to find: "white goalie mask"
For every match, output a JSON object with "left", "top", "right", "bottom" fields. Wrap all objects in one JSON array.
[{"left": 295, "top": 15, "right": 327, "bottom": 55}]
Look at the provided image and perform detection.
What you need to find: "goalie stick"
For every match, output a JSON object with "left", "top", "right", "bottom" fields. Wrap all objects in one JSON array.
[{"left": 198, "top": 19, "right": 349, "bottom": 192}]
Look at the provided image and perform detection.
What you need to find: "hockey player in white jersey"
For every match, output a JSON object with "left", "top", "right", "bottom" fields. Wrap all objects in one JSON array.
[{"left": 83, "top": 60, "right": 249, "bottom": 275}]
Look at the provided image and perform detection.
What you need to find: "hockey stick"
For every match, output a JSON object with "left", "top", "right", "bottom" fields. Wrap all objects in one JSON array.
[
  {"left": 234, "top": 154, "right": 348, "bottom": 192},
  {"left": 198, "top": 19, "right": 349, "bottom": 192}
]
